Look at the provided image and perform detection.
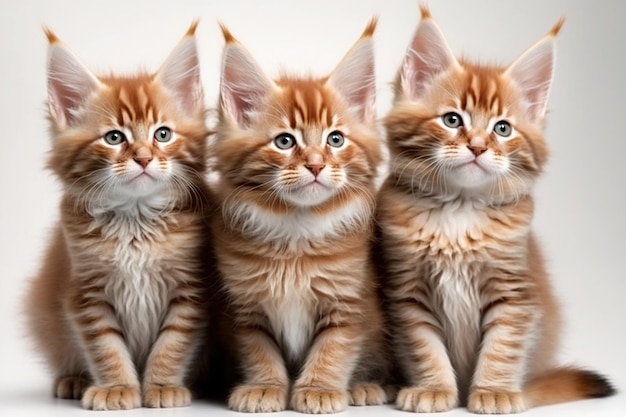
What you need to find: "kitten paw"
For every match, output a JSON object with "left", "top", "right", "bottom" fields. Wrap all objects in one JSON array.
[
  {"left": 468, "top": 390, "right": 526, "bottom": 414},
  {"left": 143, "top": 384, "right": 191, "bottom": 408},
  {"left": 350, "top": 382, "right": 388, "bottom": 406},
  {"left": 54, "top": 376, "right": 89, "bottom": 399},
  {"left": 291, "top": 386, "right": 349, "bottom": 414},
  {"left": 228, "top": 384, "right": 288, "bottom": 413},
  {"left": 396, "top": 387, "right": 458, "bottom": 412},
  {"left": 81, "top": 385, "right": 141, "bottom": 410}
]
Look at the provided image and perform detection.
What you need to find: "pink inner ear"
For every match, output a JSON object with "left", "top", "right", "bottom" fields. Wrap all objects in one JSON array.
[
  {"left": 48, "top": 78, "right": 83, "bottom": 127},
  {"left": 328, "top": 19, "right": 377, "bottom": 120},
  {"left": 400, "top": 18, "right": 457, "bottom": 99},
  {"left": 156, "top": 36, "right": 203, "bottom": 114},
  {"left": 506, "top": 37, "right": 556, "bottom": 122},
  {"left": 47, "top": 45, "right": 99, "bottom": 127},
  {"left": 222, "top": 64, "right": 258, "bottom": 125},
  {"left": 220, "top": 44, "right": 272, "bottom": 127},
  {"left": 326, "top": 26, "right": 376, "bottom": 122}
]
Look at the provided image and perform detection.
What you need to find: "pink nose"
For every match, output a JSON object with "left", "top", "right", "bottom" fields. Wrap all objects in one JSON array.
[
  {"left": 133, "top": 156, "right": 153, "bottom": 168},
  {"left": 467, "top": 145, "right": 486, "bottom": 157},
  {"left": 305, "top": 164, "right": 325, "bottom": 176},
  {"left": 134, "top": 147, "right": 153, "bottom": 168}
]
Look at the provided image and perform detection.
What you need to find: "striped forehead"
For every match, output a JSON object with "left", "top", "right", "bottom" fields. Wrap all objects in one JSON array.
[
  {"left": 278, "top": 80, "right": 336, "bottom": 129},
  {"left": 459, "top": 67, "right": 505, "bottom": 116},
  {"left": 101, "top": 75, "right": 159, "bottom": 126}
]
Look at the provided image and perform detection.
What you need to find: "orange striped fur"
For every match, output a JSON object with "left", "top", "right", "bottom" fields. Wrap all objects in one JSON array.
[
  {"left": 377, "top": 6, "right": 614, "bottom": 413},
  {"left": 24, "top": 25, "right": 215, "bottom": 410},
  {"left": 212, "top": 20, "right": 391, "bottom": 413}
]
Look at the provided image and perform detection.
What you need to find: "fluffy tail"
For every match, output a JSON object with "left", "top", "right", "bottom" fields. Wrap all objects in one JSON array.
[{"left": 524, "top": 366, "right": 616, "bottom": 408}]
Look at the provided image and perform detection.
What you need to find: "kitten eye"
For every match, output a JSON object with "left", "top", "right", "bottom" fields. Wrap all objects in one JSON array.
[
  {"left": 327, "top": 131, "right": 345, "bottom": 148},
  {"left": 442, "top": 112, "right": 463, "bottom": 128},
  {"left": 493, "top": 120, "right": 512, "bottom": 137},
  {"left": 104, "top": 130, "right": 126, "bottom": 145},
  {"left": 274, "top": 133, "right": 296, "bottom": 150},
  {"left": 154, "top": 126, "right": 172, "bottom": 143}
]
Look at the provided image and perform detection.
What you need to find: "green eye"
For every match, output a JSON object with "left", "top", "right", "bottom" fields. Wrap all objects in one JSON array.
[
  {"left": 442, "top": 112, "right": 463, "bottom": 128},
  {"left": 327, "top": 131, "right": 345, "bottom": 148},
  {"left": 154, "top": 126, "right": 172, "bottom": 143},
  {"left": 274, "top": 133, "right": 296, "bottom": 150},
  {"left": 493, "top": 120, "right": 512, "bottom": 137},
  {"left": 104, "top": 130, "right": 126, "bottom": 145}
]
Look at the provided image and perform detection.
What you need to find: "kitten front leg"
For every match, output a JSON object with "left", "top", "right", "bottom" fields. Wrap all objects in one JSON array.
[
  {"left": 468, "top": 291, "right": 537, "bottom": 414},
  {"left": 49, "top": 341, "right": 91, "bottom": 399},
  {"left": 349, "top": 382, "right": 390, "bottom": 406},
  {"left": 290, "top": 310, "right": 364, "bottom": 414},
  {"left": 54, "top": 375, "right": 90, "bottom": 399},
  {"left": 390, "top": 298, "right": 458, "bottom": 412},
  {"left": 68, "top": 289, "right": 141, "bottom": 410},
  {"left": 142, "top": 294, "right": 203, "bottom": 408},
  {"left": 228, "top": 323, "right": 289, "bottom": 413}
]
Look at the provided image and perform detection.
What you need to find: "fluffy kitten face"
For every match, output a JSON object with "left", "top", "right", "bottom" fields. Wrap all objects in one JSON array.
[
  {"left": 386, "top": 7, "right": 561, "bottom": 201},
  {"left": 215, "top": 22, "right": 380, "bottom": 213},
  {"left": 221, "top": 79, "right": 377, "bottom": 208},
  {"left": 45, "top": 24, "right": 208, "bottom": 210}
]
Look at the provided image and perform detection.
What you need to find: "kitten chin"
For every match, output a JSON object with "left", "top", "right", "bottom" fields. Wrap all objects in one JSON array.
[{"left": 281, "top": 181, "right": 337, "bottom": 207}]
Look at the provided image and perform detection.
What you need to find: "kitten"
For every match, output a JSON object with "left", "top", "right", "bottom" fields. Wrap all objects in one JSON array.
[
  {"left": 24, "top": 23, "right": 215, "bottom": 410},
  {"left": 211, "top": 20, "right": 391, "bottom": 413},
  {"left": 377, "top": 6, "right": 615, "bottom": 414}
]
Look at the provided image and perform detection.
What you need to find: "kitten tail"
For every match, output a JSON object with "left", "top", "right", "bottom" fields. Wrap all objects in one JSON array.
[{"left": 524, "top": 366, "right": 616, "bottom": 407}]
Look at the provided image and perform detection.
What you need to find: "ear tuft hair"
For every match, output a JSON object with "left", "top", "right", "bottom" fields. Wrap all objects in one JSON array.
[
  {"left": 45, "top": 29, "right": 101, "bottom": 128},
  {"left": 218, "top": 27, "right": 274, "bottom": 127},
  {"left": 397, "top": 9, "right": 458, "bottom": 99},
  {"left": 155, "top": 22, "right": 204, "bottom": 115},
  {"left": 505, "top": 20, "right": 562, "bottom": 121},
  {"left": 327, "top": 17, "right": 378, "bottom": 121}
]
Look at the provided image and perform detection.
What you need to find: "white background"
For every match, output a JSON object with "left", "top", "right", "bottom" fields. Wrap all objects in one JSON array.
[{"left": 1, "top": 0, "right": 624, "bottom": 415}]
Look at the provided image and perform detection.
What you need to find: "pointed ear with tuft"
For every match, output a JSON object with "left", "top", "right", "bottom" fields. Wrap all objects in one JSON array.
[
  {"left": 219, "top": 24, "right": 274, "bottom": 128},
  {"left": 327, "top": 17, "right": 378, "bottom": 122},
  {"left": 398, "top": 8, "right": 458, "bottom": 99},
  {"left": 505, "top": 20, "right": 562, "bottom": 122},
  {"left": 155, "top": 21, "right": 204, "bottom": 115},
  {"left": 45, "top": 28, "right": 101, "bottom": 128}
]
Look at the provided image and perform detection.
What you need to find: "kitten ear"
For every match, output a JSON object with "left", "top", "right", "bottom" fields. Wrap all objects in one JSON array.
[
  {"left": 45, "top": 28, "right": 101, "bottom": 128},
  {"left": 155, "top": 21, "right": 204, "bottom": 114},
  {"left": 326, "top": 18, "right": 377, "bottom": 122},
  {"left": 398, "top": 5, "right": 458, "bottom": 99},
  {"left": 505, "top": 19, "right": 564, "bottom": 122},
  {"left": 219, "top": 24, "right": 274, "bottom": 127}
]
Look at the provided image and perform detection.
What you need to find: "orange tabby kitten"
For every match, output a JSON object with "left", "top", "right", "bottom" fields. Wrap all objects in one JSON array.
[
  {"left": 211, "top": 21, "right": 391, "bottom": 413},
  {"left": 24, "top": 24, "right": 214, "bottom": 410},
  {"left": 377, "top": 6, "right": 615, "bottom": 414}
]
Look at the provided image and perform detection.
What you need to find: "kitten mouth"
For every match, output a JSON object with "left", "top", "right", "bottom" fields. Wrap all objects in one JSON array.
[
  {"left": 129, "top": 172, "right": 156, "bottom": 184},
  {"left": 305, "top": 180, "right": 328, "bottom": 190},
  {"left": 135, "top": 172, "right": 152, "bottom": 178},
  {"left": 460, "top": 159, "right": 486, "bottom": 170}
]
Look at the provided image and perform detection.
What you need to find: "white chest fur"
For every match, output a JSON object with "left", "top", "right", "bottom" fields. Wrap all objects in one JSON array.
[
  {"left": 226, "top": 197, "right": 371, "bottom": 247},
  {"left": 264, "top": 289, "right": 315, "bottom": 365},
  {"left": 415, "top": 199, "right": 491, "bottom": 253},
  {"left": 432, "top": 261, "right": 482, "bottom": 393},
  {"left": 224, "top": 197, "right": 371, "bottom": 365},
  {"left": 411, "top": 199, "right": 490, "bottom": 390},
  {"left": 95, "top": 207, "right": 172, "bottom": 368}
]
